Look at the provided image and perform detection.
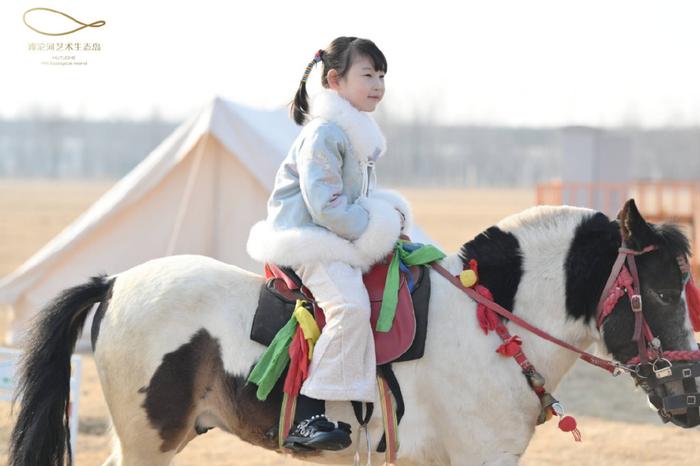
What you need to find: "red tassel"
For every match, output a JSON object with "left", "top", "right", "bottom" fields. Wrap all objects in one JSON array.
[
  {"left": 475, "top": 285, "right": 499, "bottom": 334},
  {"left": 685, "top": 273, "right": 700, "bottom": 332},
  {"left": 283, "top": 326, "right": 309, "bottom": 396},
  {"left": 496, "top": 335, "right": 522, "bottom": 357},
  {"left": 558, "top": 415, "right": 582, "bottom": 442}
]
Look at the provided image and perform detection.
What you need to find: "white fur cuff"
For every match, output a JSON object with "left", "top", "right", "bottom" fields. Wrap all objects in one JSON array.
[
  {"left": 246, "top": 197, "right": 402, "bottom": 272},
  {"left": 355, "top": 196, "right": 403, "bottom": 267},
  {"left": 370, "top": 188, "right": 413, "bottom": 232}
]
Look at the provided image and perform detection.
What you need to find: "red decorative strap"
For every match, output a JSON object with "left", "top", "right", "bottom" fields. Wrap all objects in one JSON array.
[
  {"left": 447, "top": 261, "right": 582, "bottom": 442},
  {"left": 431, "top": 263, "right": 618, "bottom": 373},
  {"left": 496, "top": 336, "right": 523, "bottom": 357},
  {"left": 597, "top": 266, "right": 633, "bottom": 328},
  {"left": 626, "top": 348, "right": 700, "bottom": 365}
]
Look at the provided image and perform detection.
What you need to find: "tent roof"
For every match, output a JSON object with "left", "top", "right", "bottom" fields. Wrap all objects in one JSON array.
[
  {"left": 0, "top": 95, "right": 436, "bottom": 307},
  {"left": 0, "top": 96, "right": 299, "bottom": 304}
]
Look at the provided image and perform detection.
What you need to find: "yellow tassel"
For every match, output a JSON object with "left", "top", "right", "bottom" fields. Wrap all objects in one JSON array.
[
  {"left": 459, "top": 269, "right": 478, "bottom": 288},
  {"left": 293, "top": 300, "right": 320, "bottom": 360}
]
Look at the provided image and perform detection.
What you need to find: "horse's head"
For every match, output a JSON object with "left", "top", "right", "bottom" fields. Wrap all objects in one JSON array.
[
  {"left": 460, "top": 199, "right": 699, "bottom": 428},
  {"left": 600, "top": 199, "right": 700, "bottom": 428}
]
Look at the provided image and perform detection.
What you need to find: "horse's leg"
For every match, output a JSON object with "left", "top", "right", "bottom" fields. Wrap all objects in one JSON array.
[
  {"left": 94, "top": 321, "right": 199, "bottom": 466},
  {"left": 100, "top": 397, "right": 180, "bottom": 466},
  {"left": 176, "top": 427, "right": 199, "bottom": 453},
  {"left": 100, "top": 435, "right": 176, "bottom": 466}
]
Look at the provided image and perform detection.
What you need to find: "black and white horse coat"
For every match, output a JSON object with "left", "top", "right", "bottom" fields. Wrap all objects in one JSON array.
[{"left": 9, "top": 203, "right": 696, "bottom": 466}]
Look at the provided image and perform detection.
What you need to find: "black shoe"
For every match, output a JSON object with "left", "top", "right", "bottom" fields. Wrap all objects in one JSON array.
[{"left": 283, "top": 414, "right": 352, "bottom": 451}]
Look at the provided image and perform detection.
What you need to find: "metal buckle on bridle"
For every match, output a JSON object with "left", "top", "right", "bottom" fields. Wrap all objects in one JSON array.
[
  {"left": 612, "top": 362, "right": 635, "bottom": 377},
  {"left": 652, "top": 357, "right": 673, "bottom": 379},
  {"left": 630, "top": 294, "right": 643, "bottom": 313},
  {"left": 633, "top": 363, "right": 651, "bottom": 379}
]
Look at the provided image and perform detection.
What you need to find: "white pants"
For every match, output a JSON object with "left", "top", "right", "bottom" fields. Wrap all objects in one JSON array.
[{"left": 293, "top": 261, "right": 377, "bottom": 402}]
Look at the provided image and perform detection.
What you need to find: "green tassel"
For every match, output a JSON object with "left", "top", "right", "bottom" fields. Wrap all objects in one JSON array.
[
  {"left": 375, "top": 241, "right": 446, "bottom": 332},
  {"left": 247, "top": 314, "right": 298, "bottom": 400}
]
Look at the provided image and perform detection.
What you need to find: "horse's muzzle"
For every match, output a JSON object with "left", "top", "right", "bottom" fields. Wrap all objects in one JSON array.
[{"left": 633, "top": 359, "right": 700, "bottom": 428}]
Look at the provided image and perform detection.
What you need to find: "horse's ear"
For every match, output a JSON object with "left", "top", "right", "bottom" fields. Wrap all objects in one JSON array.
[{"left": 617, "top": 199, "right": 655, "bottom": 247}]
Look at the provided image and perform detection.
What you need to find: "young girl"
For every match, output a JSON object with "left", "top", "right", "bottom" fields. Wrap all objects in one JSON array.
[{"left": 247, "top": 36, "right": 412, "bottom": 451}]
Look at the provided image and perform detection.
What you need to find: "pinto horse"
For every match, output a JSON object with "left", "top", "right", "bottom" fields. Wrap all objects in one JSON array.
[{"left": 9, "top": 199, "right": 699, "bottom": 466}]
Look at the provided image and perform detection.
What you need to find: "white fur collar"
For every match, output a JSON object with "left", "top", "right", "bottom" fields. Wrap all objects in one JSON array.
[{"left": 309, "top": 88, "right": 387, "bottom": 162}]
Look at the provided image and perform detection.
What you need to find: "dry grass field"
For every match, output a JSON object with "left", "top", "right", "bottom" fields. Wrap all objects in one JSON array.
[{"left": 1, "top": 179, "right": 699, "bottom": 465}]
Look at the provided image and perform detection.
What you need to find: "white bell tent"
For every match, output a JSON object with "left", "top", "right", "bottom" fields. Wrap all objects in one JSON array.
[{"left": 0, "top": 96, "right": 433, "bottom": 346}]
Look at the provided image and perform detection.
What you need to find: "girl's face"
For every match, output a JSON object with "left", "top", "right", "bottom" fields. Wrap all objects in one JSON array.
[{"left": 328, "top": 55, "right": 385, "bottom": 112}]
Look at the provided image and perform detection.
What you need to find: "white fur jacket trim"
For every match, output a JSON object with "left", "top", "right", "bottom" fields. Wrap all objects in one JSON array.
[
  {"left": 309, "top": 88, "right": 387, "bottom": 162},
  {"left": 247, "top": 193, "right": 411, "bottom": 272},
  {"left": 246, "top": 88, "right": 413, "bottom": 271}
]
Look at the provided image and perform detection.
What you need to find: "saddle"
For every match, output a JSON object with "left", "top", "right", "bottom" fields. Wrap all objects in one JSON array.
[
  {"left": 250, "top": 253, "right": 431, "bottom": 364},
  {"left": 249, "top": 251, "right": 433, "bottom": 459}
]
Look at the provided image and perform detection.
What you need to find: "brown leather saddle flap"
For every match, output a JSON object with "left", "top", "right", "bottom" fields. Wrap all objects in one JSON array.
[{"left": 312, "top": 254, "right": 417, "bottom": 365}]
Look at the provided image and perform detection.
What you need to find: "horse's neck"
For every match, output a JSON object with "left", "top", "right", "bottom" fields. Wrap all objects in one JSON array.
[
  {"left": 500, "top": 249, "right": 596, "bottom": 390},
  {"left": 441, "top": 248, "right": 595, "bottom": 392},
  {"left": 512, "top": 313, "right": 595, "bottom": 391}
]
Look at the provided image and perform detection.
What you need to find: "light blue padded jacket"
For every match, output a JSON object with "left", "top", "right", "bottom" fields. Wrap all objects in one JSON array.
[{"left": 246, "top": 88, "right": 413, "bottom": 272}]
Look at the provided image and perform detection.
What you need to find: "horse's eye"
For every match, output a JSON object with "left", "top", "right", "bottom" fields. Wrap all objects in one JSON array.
[{"left": 652, "top": 289, "right": 680, "bottom": 306}]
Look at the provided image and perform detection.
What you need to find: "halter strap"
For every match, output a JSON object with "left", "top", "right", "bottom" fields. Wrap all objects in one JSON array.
[
  {"left": 595, "top": 243, "right": 657, "bottom": 364},
  {"left": 595, "top": 244, "right": 657, "bottom": 326}
]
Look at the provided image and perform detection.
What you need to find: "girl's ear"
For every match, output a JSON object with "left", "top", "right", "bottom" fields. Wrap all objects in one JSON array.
[{"left": 326, "top": 69, "right": 340, "bottom": 90}]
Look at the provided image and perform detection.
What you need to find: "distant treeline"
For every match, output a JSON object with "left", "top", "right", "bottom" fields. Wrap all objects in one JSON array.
[{"left": 1, "top": 116, "right": 699, "bottom": 186}]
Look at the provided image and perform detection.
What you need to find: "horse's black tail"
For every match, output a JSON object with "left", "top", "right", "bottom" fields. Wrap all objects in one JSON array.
[{"left": 9, "top": 273, "right": 114, "bottom": 466}]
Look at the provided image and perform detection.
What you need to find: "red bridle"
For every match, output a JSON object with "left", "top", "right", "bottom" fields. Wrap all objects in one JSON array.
[
  {"left": 595, "top": 244, "right": 700, "bottom": 369},
  {"left": 431, "top": 240, "right": 691, "bottom": 375},
  {"left": 595, "top": 244, "right": 658, "bottom": 365}
]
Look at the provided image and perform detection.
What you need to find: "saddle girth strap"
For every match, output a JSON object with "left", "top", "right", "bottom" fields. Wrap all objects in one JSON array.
[
  {"left": 377, "top": 364, "right": 405, "bottom": 453},
  {"left": 351, "top": 370, "right": 401, "bottom": 465},
  {"left": 377, "top": 374, "right": 399, "bottom": 465}
]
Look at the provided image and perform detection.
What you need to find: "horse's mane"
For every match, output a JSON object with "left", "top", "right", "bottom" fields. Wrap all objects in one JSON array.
[
  {"left": 651, "top": 222, "right": 692, "bottom": 259},
  {"left": 494, "top": 205, "right": 596, "bottom": 236},
  {"left": 480, "top": 204, "right": 691, "bottom": 260}
]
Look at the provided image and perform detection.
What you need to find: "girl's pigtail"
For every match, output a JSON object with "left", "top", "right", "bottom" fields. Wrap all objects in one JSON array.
[{"left": 291, "top": 49, "right": 324, "bottom": 126}]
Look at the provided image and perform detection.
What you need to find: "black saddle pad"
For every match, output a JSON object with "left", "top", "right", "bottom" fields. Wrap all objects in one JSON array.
[{"left": 250, "top": 265, "right": 431, "bottom": 363}]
